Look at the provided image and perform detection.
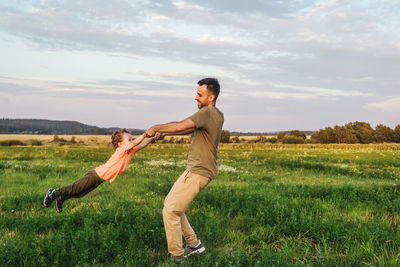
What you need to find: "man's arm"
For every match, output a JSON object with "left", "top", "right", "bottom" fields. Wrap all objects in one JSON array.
[
  {"left": 136, "top": 137, "right": 155, "bottom": 151},
  {"left": 145, "top": 118, "right": 195, "bottom": 137},
  {"left": 161, "top": 128, "right": 195, "bottom": 136}
]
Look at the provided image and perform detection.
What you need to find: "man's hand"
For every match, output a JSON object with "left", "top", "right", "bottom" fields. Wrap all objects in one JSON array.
[
  {"left": 145, "top": 127, "right": 157, "bottom": 137},
  {"left": 154, "top": 132, "right": 166, "bottom": 140}
]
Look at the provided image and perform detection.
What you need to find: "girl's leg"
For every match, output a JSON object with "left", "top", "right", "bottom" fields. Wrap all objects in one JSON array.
[{"left": 54, "top": 170, "right": 103, "bottom": 200}]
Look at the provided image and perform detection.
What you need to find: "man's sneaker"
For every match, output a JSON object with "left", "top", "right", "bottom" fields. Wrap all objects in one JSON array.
[
  {"left": 55, "top": 196, "right": 64, "bottom": 213},
  {"left": 184, "top": 240, "right": 205, "bottom": 256},
  {"left": 43, "top": 188, "right": 55, "bottom": 207}
]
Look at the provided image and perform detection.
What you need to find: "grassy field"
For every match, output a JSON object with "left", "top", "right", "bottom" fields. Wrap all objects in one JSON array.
[
  {"left": 0, "top": 134, "right": 278, "bottom": 145},
  {"left": 0, "top": 134, "right": 116, "bottom": 146},
  {"left": 1, "top": 142, "right": 400, "bottom": 266}
]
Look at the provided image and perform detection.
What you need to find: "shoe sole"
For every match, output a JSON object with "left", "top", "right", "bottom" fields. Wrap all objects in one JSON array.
[
  {"left": 187, "top": 246, "right": 205, "bottom": 256},
  {"left": 194, "top": 246, "right": 206, "bottom": 254},
  {"left": 43, "top": 189, "right": 53, "bottom": 208},
  {"left": 55, "top": 197, "right": 63, "bottom": 213}
]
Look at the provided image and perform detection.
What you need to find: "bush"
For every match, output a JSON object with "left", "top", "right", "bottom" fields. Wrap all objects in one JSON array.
[
  {"left": 176, "top": 137, "right": 186, "bottom": 144},
  {"left": 282, "top": 136, "right": 306, "bottom": 144},
  {"left": 70, "top": 136, "right": 77, "bottom": 144},
  {"left": 25, "top": 139, "right": 43, "bottom": 146},
  {"left": 266, "top": 137, "right": 278, "bottom": 144},
  {"left": 231, "top": 136, "right": 241, "bottom": 143},
  {"left": 221, "top": 130, "right": 231, "bottom": 143},
  {"left": 52, "top": 135, "right": 67, "bottom": 144},
  {"left": 0, "top": 140, "right": 26, "bottom": 146}
]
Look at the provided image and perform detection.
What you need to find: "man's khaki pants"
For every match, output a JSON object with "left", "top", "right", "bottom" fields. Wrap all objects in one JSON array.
[{"left": 163, "top": 170, "right": 210, "bottom": 257}]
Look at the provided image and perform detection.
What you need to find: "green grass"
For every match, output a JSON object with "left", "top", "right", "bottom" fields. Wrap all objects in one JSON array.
[{"left": 1, "top": 144, "right": 400, "bottom": 266}]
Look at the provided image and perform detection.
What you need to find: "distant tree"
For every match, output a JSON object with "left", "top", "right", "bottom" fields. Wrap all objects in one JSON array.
[
  {"left": 220, "top": 130, "right": 231, "bottom": 143},
  {"left": 277, "top": 132, "right": 286, "bottom": 141},
  {"left": 374, "top": 124, "right": 395, "bottom": 143},
  {"left": 347, "top": 121, "right": 374, "bottom": 144},
  {"left": 290, "top": 130, "right": 306, "bottom": 140},
  {"left": 70, "top": 136, "right": 77, "bottom": 144},
  {"left": 333, "top": 125, "right": 346, "bottom": 143},
  {"left": 311, "top": 127, "right": 336, "bottom": 144},
  {"left": 394, "top": 125, "right": 400, "bottom": 143},
  {"left": 334, "top": 125, "right": 357, "bottom": 143}
]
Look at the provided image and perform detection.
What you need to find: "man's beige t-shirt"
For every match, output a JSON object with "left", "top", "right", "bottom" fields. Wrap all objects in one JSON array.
[{"left": 187, "top": 106, "right": 224, "bottom": 179}]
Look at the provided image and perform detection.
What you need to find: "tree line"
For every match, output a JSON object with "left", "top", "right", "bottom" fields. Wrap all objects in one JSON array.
[
  {"left": 221, "top": 129, "right": 309, "bottom": 144},
  {"left": 0, "top": 119, "right": 144, "bottom": 135},
  {"left": 310, "top": 122, "right": 400, "bottom": 144},
  {"left": 221, "top": 121, "right": 400, "bottom": 144}
]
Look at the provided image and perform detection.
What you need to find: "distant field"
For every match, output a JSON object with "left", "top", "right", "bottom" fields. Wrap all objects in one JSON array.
[
  {"left": 1, "top": 143, "right": 400, "bottom": 266},
  {"left": 0, "top": 134, "right": 311, "bottom": 146},
  {"left": 0, "top": 134, "right": 188, "bottom": 146},
  {"left": 0, "top": 134, "right": 261, "bottom": 146},
  {"left": 0, "top": 134, "right": 112, "bottom": 145}
]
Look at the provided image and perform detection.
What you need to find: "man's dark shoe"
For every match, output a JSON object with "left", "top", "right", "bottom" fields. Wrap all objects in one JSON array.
[
  {"left": 174, "top": 255, "right": 184, "bottom": 265},
  {"left": 55, "top": 196, "right": 64, "bottom": 213},
  {"left": 184, "top": 240, "right": 205, "bottom": 256},
  {"left": 43, "top": 188, "right": 55, "bottom": 207}
]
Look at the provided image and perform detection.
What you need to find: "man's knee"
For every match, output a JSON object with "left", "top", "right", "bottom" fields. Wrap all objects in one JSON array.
[{"left": 163, "top": 204, "right": 183, "bottom": 219}]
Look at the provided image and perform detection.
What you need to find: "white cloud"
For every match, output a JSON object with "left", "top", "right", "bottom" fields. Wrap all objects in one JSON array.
[
  {"left": 273, "top": 83, "right": 373, "bottom": 97},
  {"left": 0, "top": 75, "right": 194, "bottom": 99},
  {"left": 364, "top": 97, "right": 400, "bottom": 112},
  {"left": 1, "top": 0, "right": 400, "bottom": 131},
  {"left": 172, "top": 1, "right": 209, "bottom": 12},
  {"left": 189, "top": 34, "right": 246, "bottom": 47},
  {"left": 247, "top": 91, "right": 315, "bottom": 100}
]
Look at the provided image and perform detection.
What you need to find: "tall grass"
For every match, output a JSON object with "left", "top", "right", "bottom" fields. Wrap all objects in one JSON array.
[{"left": 1, "top": 144, "right": 400, "bottom": 266}]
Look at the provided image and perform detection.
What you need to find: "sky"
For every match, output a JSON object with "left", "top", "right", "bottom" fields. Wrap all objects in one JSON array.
[{"left": 0, "top": 0, "right": 399, "bottom": 132}]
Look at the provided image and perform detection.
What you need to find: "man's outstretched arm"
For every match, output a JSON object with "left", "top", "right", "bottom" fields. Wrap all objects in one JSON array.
[
  {"left": 145, "top": 118, "right": 195, "bottom": 137},
  {"left": 160, "top": 128, "right": 195, "bottom": 136}
]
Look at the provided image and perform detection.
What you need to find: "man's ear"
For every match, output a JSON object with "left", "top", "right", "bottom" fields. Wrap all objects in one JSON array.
[{"left": 208, "top": 94, "right": 215, "bottom": 102}]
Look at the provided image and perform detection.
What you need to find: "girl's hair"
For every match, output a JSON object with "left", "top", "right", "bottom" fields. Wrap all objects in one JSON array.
[{"left": 111, "top": 128, "right": 130, "bottom": 149}]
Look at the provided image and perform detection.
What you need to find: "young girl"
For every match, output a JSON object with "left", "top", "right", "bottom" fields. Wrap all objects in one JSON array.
[{"left": 43, "top": 129, "right": 154, "bottom": 212}]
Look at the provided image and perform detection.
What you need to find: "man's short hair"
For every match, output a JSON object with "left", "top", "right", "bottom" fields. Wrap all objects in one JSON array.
[
  {"left": 198, "top": 78, "right": 220, "bottom": 101},
  {"left": 111, "top": 128, "right": 130, "bottom": 150}
]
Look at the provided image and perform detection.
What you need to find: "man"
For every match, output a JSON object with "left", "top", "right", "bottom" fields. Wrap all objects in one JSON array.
[{"left": 145, "top": 78, "right": 224, "bottom": 264}]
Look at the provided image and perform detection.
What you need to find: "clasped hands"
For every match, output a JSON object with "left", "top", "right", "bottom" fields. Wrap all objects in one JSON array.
[{"left": 145, "top": 127, "right": 166, "bottom": 140}]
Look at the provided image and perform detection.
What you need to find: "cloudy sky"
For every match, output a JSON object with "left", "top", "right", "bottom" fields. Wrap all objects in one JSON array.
[{"left": 0, "top": 0, "right": 399, "bottom": 132}]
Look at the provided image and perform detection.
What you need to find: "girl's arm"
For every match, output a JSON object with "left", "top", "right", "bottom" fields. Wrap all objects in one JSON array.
[
  {"left": 136, "top": 137, "right": 155, "bottom": 151},
  {"left": 130, "top": 134, "right": 146, "bottom": 148}
]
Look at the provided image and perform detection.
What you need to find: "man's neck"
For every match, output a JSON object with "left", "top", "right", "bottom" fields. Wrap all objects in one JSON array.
[{"left": 207, "top": 102, "right": 216, "bottom": 107}]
